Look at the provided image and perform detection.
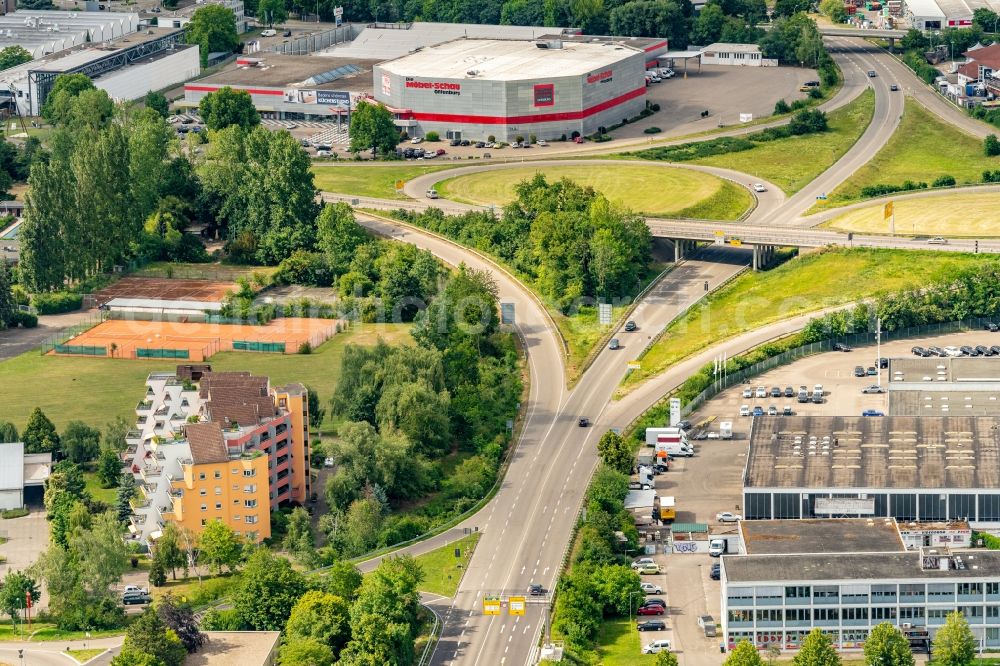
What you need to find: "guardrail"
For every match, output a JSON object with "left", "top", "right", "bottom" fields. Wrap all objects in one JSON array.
[{"left": 416, "top": 602, "right": 442, "bottom": 666}]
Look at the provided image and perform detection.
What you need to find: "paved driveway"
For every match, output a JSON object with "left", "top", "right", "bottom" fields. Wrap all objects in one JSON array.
[{"left": 0, "top": 510, "right": 50, "bottom": 608}]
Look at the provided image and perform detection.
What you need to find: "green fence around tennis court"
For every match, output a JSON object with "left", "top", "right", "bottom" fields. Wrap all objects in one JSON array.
[
  {"left": 136, "top": 348, "right": 190, "bottom": 359},
  {"left": 53, "top": 344, "right": 107, "bottom": 356},
  {"left": 232, "top": 340, "right": 285, "bottom": 353}
]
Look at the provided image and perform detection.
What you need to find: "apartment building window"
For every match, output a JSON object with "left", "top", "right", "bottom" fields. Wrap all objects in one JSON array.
[
  {"left": 928, "top": 608, "right": 953, "bottom": 621},
  {"left": 959, "top": 583, "right": 984, "bottom": 596},
  {"left": 200, "top": 489, "right": 207, "bottom": 496},
  {"left": 786, "top": 608, "right": 811, "bottom": 622},
  {"left": 727, "top": 588, "right": 753, "bottom": 605},
  {"left": 201, "top": 519, "right": 207, "bottom": 526},
  {"left": 199, "top": 472, "right": 206, "bottom": 480},
  {"left": 201, "top": 504, "right": 207, "bottom": 511},
  {"left": 989, "top": 582, "right": 1000, "bottom": 595},
  {"left": 243, "top": 469, "right": 256, "bottom": 477},
  {"left": 246, "top": 515, "right": 258, "bottom": 524},
  {"left": 872, "top": 607, "right": 898, "bottom": 620},
  {"left": 900, "top": 607, "right": 925, "bottom": 621},
  {"left": 231, "top": 467, "right": 240, "bottom": 475},
  {"left": 244, "top": 485, "right": 257, "bottom": 493},
  {"left": 814, "top": 608, "right": 839, "bottom": 622},
  {"left": 215, "top": 502, "right": 222, "bottom": 510},
  {"left": 785, "top": 586, "right": 811, "bottom": 599},
  {"left": 755, "top": 609, "right": 782, "bottom": 623},
  {"left": 728, "top": 609, "right": 753, "bottom": 623},
  {"left": 214, "top": 470, "right": 222, "bottom": 479},
  {"left": 215, "top": 487, "right": 222, "bottom": 495},
  {"left": 260, "top": 430, "right": 271, "bottom": 442},
  {"left": 987, "top": 606, "right": 1000, "bottom": 618},
  {"left": 872, "top": 584, "right": 897, "bottom": 601},
  {"left": 245, "top": 499, "right": 257, "bottom": 508},
  {"left": 233, "top": 484, "right": 239, "bottom": 491},
  {"left": 842, "top": 584, "right": 869, "bottom": 604},
  {"left": 842, "top": 607, "right": 868, "bottom": 621},
  {"left": 247, "top": 531, "right": 258, "bottom": 541},
  {"left": 928, "top": 583, "right": 956, "bottom": 600},
  {"left": 814, "top": 586, "right": 839, "bottom": 602},
  {"left": 900, "top": 584, "right": 926, "bottom": 600},
  {"left": 961, "top": 606, "right": 984, "bottom": 620}
]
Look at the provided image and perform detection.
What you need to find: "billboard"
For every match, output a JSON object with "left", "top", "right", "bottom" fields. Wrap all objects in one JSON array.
[
  {"left": 283, "top": 89, "right": 351, "bottom": 108},
  {"left": 533, "top": 83, "right": 554, "bottom": 107}
]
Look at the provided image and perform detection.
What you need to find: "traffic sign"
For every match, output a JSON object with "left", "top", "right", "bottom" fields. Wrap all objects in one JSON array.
[
  {"left": 509, "top": 596, "right": 526, "bottom": 615},
  {"left": 883, "top": 201, "right": 893, "bottom": 220},
  {"left": 729, "top": 239, "right": 742, "bottom": 246},
  {"left": 598, "top": 303, "right": 612, "bottom": 326},
  {"left": 627, "top": 360, "right": 641, "bottom": 370},
  {"left": 501, "top": 302, "right": 515, "bottom": 325},
  {"left": 333, "top": 5, "right": 343, "bottom": 15},
  {"left": 483, "top": 596, "right": 502, "bottom": 615},
  {"left": 395, "top": 179, "right": 405, "bottom": 191}
]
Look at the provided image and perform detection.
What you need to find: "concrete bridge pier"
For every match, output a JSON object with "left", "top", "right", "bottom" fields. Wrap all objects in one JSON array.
[
  {"left": 752, "top": 244, "right": 775, "bottom": 271},
  {"left": 673, "top": 239, "right": 697, "bottom": 262}
]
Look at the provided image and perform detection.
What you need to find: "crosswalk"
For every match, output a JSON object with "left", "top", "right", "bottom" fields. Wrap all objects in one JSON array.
[
  {"left": 260, "top": 118, "right": 343, "bottom": 129},
  {"left": 306, "top": 126, "right": 351, "bottom": 146}
]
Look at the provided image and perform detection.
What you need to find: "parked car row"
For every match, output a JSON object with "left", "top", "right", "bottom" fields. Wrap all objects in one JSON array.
[{"left": 912, "top": 343, "right": 1000, "bottom": 357}]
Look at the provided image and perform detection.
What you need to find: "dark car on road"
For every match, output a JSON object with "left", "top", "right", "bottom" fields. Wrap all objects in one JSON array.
[
  {"left": 867, "top": 366, "right": 878, "bottom": 375},
  {"left": 987, "top": 322, "right": 999, "bottom": 332},
  {"left": 770, "top": 386, "right": 781, "bottom": 397},
  {"left": 961, "top": 345, "right": 975, "bottom": 356},
  {"left": 833, "top": 342, "right": 852, "bottom": 352},
  {"left": 710, "top": 563, "right": 721, "bottom": 580},
  {"left": 625, "top": 320, "right": 637, "bottom": 332},
  {"left": 784, "top": 386, "right": 794, "bottom": 397},
  {"left": 642, "top": 598, "right": 667, "bottom": 608},
  {"left": 752, "top": 406, "right": 764, "bottom": 416},
  {"left": 854, "top": 366, "right": 866, "bottom": 377},
  {"left": 638, "top": 620, "right": 667, "bottom": 632},
  {"left": 578, "top": 418, "right": 590, "bottom": 427},
  {"left": 977, "top": 345, "right": 990, "bottom": 356},
  {"left": 529, "top": 584, "right": 545, "bottom": 596}
]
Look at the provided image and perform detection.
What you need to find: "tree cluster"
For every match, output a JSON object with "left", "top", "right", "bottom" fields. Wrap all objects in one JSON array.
[
  {"left": 760, "top": 13, "right": 828, "bottom": 68},
  {"left": 186, "top": 5, "right": 239, "bottom": 67},
  {"left": 111, "top": 596, "right": 204, "bottom": 666},
  {"left": 397, "top": 174, "right": 653, "bottom": 312},
  {"left": 322, "top": 266, "right": 520, "bottom": 556},
  {"left": 0, "top": 45, "right": 32, "bottom": 71},
  {"left": 199, "top": 87, "right": 261, "bottom": 132},
  {"left": 0, "top": 135, "right": 42, "bottom": 200}
]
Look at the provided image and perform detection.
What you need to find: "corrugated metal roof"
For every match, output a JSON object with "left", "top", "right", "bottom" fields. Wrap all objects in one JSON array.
[
  {"left": 0, "top": 442, "right": 24, "bottom": 491},
  {"left": 670, "top": 522, "right": 708, "bottom": 532}
]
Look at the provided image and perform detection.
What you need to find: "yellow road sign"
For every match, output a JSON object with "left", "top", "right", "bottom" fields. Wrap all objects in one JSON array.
[
  {"left": 627, "top": 361, "right": 641, "bottom": 370},
  {"left": 395, "top": 179, "right": 406, "bottom": 190},
  {"left": 729, "top": 239, "right": 742, "bottom": 246},
  {"left": 884, "top": 201, "right": 893, "bottom": 220},
  {"left": 483, "top": 597, "right": 501, "bottom": 615},
  {"left": 509, "top": 596, "right": 526, "bottom": 615},
  {"left": 714, "top": 230, "right": 725, "bottom": 237}
]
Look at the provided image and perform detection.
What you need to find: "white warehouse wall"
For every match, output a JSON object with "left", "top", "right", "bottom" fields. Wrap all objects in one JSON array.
[{"left": 96, "top": 46, "right": 200, "bottom": 102}]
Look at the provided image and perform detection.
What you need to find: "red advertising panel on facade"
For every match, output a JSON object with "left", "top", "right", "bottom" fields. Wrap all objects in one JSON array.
[{"left": 533, "top": 83, "right": 555, "bottom": 107}]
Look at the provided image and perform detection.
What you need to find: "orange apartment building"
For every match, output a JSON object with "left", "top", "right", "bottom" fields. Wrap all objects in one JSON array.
[{"left": 126, "top": 367, "right": 311, "bottom": 546}]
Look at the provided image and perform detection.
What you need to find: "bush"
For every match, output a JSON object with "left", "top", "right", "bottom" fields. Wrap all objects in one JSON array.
[
  {"left": 984, "top": 169, "right": 1000, "bottom": 183},
  {"left": 487, "top": 134, "right": 495, "bottom": 143},
  {"left": 773, "top": 99, "right": 791, "bottom": 115},
  {"left": 644, "top": 127, "right": 662, "bottom": 134},
  {"left": 32, "top": 291, "right": 83, "bottom": 315},
  {"left": 808, "top": 87, "right": 823, "bottom": 99},
  {"left": 985, "top": 134, "right": 1000, "bottom": 156},
  {"left": 425, "top": 131, "right": 439, "bottom": 142},
  {"left": 903, "top": 50, "right": 940, "bottom": 84},
  {"left": 932, "top": 174, "right": 956, "bottom": 187},
  {"left": 298, "top": 341, "right": 312, "bottom": 354},
  {"left": 11, "top": 311, "right": 37, "bottom": 328},
  {"left": 528, "top": 134, "right": 537, "bottom": 144},
  {"left": 788, "top": 109, "right": 828, "bottom": 135},
  {"left": 860, "top": 180, "right": 928, "bottom": 198},
  {"left": 1, "top": 508, "right": 28, "bottom": 519},
  {"left": 514, "top": 135, "right": 524, "bottom": 143}
]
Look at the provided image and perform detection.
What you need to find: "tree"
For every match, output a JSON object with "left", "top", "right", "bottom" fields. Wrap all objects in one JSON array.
[
  {"left": 199, "top": 87, "right": 260, "bottom": 131},
  {"left": 773, "top": 0, "right": 809, "bottom": 16},
  {"left": 725, "top": 640, "right": 766, "bottom": 665},
  {"left": 348, "top": 102, "right": 399, "bottom": 157},
  {"left": 794, "top": 628, "right": 841, "bottom": 666},
  {"left": 285, "top": 590, "right": 351, "bottom": 657},
  {"left": 40, "top": 74, "right": 94, "bottom": 124},
  {"left": 591, "top": 564, "right": 643, "bottom": 616},
  {"left": 819, "top": 0, "right": 847, "bottom": 22},
  {"left": 932, "top": 610, "right": 976, "bottom": 666},
  {"left": 864, "top": 622, "right": 914, "bottom": 666},
  {"left": 609, "top": 0, "right": 688, "bottom": 45},
  {"left": 283, "top": 506, "right": 318, "bottom": 566},
  {"left": 0, "top": 262, "right": 14, "bottom": 332},
  {"left": 22, "top": 407, "right": 59, "bottom": 454},
  {"left": 145, "top": 91, "right": 170, "bottom": 118},
  {"left": 0, "top": 570, "right": 39, "bottom": 623},
  {"left": 116, "top": 471, "right": 137, "bottom": 523},
  {"left": 157, "top": 594, "right": 206, "bottom": 654},
  {"left": 321, "top": 560, "right": 363, "bottom": 600},
  {"left": 97, "top": 448, "right": 123, "bottom": 488},
  {"left": 69, "top": 511, "right": 128, "bottom": 594},
  {"left": 340, "top": 556, "right": 423, "bottom": 666},
  {"left": 985, "top": 134, "right": 1000, "bottom": 157},
  {"left": 305, "top": 385, "right": 326, "bottom": 430},
  {"left": 258, "top": 0, "right": 289, "bottom": 24},
  {"left": 0, "top": 421, "right": 18, "bottom": 443},
  {"left": 655, "top": 652, "right": 680, "bottom": 666},
  {"left": 156, "top": 523, "right": 188, "bottom": 580},
  {"left": 121, "top": 609, "right": 187, "bottom": 666},
  {"left": 0, "top": 45, "right": 32, "bottom": 71},
  {"left": 186, "top": 5, "right": 238, "bottom": 66},
  {"left": 316, "top": 202, "right": 369, "bottom": 275},
  {"left": 111, "top": 650, "right": 167, "bottom": 666},
  {"left": 232, "top": 549, "right": 307, "bottom": 630},
  {"left": 149, "top": 557, "right": 167, "bottom": 588},
  {"left": 973, "top": 6, "right": 999, "bottom": 31},
  {"left": 198, "top": 520, "right": 245, "bottom": 574},
  {"left": 691, "top": 3, "right": 726, "bottom": 45},
  {"left": 61, "top": 420, "right": 101, "bottom": 463},
  {"left": 279, "top": 637, "right": 334, "bottom": 666},
  {"left": 597, "top": 431, "right": 632, "bottom": 475}
]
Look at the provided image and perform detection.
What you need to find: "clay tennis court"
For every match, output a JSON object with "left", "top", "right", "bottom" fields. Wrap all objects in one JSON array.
[
  {"left": 92, "top": 277, "right": 237, "bottom": 305},
  {"left": 53, "top": 318, "right": 338, "bottom": 361}
]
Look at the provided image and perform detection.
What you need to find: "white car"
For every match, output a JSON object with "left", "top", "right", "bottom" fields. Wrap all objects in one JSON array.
[
  {"left": 316, "top": 150, "right": 331, "bottom": 157},
  {"left": 640, "top": 582, "right": 662, "bottom": 595},
  {"left": 660, "top": 68, "right": 675, "bottom": 78},
  {"left": 716, "top": 512, "right": 742, "bottom": 523},
  {"left": 752, "top": 183, "right": 766, "bottom": 192},
  {"left": 123, "top": 585, "right": 149, "bottom": 595},
  {"left": 410, "top": 137, "right": 423, "bottom": 144},
  {"left": 642, "top": 639, "right": 672, "bottom": 654},
  {"left": 537, "top": 139, "right": 548, "bottom": 146},
  {"left": 426, "top": 189, "right": 439, "bottom": 199},
  {"left": 927, "top": 236, "right": 948, "bottom": 244},
  {"left": 631, "top": 557, "right": 656, "bottom": 570},
  {"left": 284, "top": 123, "right": 297, "bottom": 130},
  {"left": 742, "top": 387, "right": 753, "bottom": 398},
  {"left": 755, "top": 386, "right": 767, "bottom": 398},
  {"left": 943, "top": 345, "right": 963, "bottom": 357},
  {"left": 260, "top": 28, "right": 277, "bottom": 37}
]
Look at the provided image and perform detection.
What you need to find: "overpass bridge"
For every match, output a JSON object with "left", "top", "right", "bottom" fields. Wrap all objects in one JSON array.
[
  {"left": 651, "top": 219, "right": 1000, "bottom": 269},
  {"left": 818, "top": 25, "right": 908, "bottom": 48}
]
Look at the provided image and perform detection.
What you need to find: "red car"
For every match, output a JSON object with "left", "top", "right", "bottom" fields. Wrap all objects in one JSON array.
[{"left": 637, "top": 605, "right": 665, "bottom": 616}]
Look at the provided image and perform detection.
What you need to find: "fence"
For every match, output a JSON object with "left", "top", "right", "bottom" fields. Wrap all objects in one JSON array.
[
  {"left": 677, "top": 316, "right": 995, "bottom": 418},
  {"left": 39, "top": 310, "right": 106, "bottom": 355},
  {"left": 136, "top": 348, "right": 190, "bottom": 360},
  {"left": 232, "top": 340, "right": 285, "bottom": 353},
  {"left": 265, "top": 25, "right": 352, "bottom": 55},
  {"left": 53, "top": 344, "right": 106, "bottom": 356}
]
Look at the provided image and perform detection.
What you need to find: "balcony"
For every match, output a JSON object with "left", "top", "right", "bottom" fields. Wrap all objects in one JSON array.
[
  {"left": 140, "top": 482, "right": 158, "bottom": 498},
  {"left": 154, "top": 405, "right": 170, "bottom": 417},
  {"left": 139, "top": 465, "right": 163, "bottom": 482},
  {"left": 136, "top": 401, "right": 153, "bottom": 413},
  {"left": 129, "top": 496, "right": 150, "bottom": 510}
]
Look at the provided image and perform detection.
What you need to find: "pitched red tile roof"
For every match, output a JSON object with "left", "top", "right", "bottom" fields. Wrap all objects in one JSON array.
[{"left": 185, "top": 422, "right": 228, "bottom": 464}]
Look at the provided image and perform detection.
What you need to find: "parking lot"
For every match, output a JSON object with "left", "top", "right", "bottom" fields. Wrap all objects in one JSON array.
[{"left": 630, "top": 330, "right": 1000, "bottom": 661}]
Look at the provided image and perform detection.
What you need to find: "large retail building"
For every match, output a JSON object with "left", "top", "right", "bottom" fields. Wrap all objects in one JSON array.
[{"left": 373, "top": 38, "right": 651, "bottom": 142}]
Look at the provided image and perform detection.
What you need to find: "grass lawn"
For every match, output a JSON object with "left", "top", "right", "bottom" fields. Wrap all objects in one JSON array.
[
  {"left": 66, "top": 648, "right": 105, "bottom": 663},
  {"left": 132, "top": 262, "right": 277, "bottom": 282},
  {"left": 618, "top": 247, "right": 997, "bottom": 394},
  {"left": 312, "top": 164, "right": 457, "bottom": 200},
  {"left": 436, "top": 165, "right": 753, "bottom": 220},
  {"left": 824, "top": 191, "right": 1000, "bottom": 236},
  {"left": 689, "top": 88, "right": 875, "bottom": 194},
  {"left": 412, "top": 532, "right": 481, "bottom": 597},
  {"left": 83, "top": 469, "right": 117, "bottom": 505},
  {"left": 0, "top": 623, "right": 126, "bottom": 642},
  {"left": 0, "top": 323, "right": 412, "bottom": 433},
  {"left": 810, "top": 98, "right": 1000, "bottom": 211},
  {"left": 554, "top": 304, "right": 630, "bottom": 384},
  {"left": 591, "top": 617, "right": 659, "bottom": 665},
  {"left": 150, "top": 572, "right": 242, "bottom": 608}
]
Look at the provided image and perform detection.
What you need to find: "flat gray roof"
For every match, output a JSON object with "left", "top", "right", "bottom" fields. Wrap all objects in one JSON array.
[
  {"left": 702, "top": 42, "right": 761, "bottom": 53},
  {"left": 198, "top": 55, "right": 376, "bottom": 92},
  {"left": 889, "top": 356, "right": 1000, "bottom": 383},
  {"left": 378, "top": 38, "right": 642, "bottom": 80},
  {"left": 745, "top": 416, "right": 1000, "bottom": 490},
  {"left": 725, "top": 550, "right": 1000, "bottom": 583},
  {"left": 740, "top": 519, "right": 905, "bottom": 555},
  {"left": 0, "top": 442, "right": 24, "bottom": 491},
  {"left": 888, "top": 357, "right": 1000, "bottom": 416}
]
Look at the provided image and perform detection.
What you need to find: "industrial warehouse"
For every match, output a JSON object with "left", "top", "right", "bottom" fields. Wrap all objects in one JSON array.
[{"left": 373, "top": 37, "right": 653, "bottom": 142}]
